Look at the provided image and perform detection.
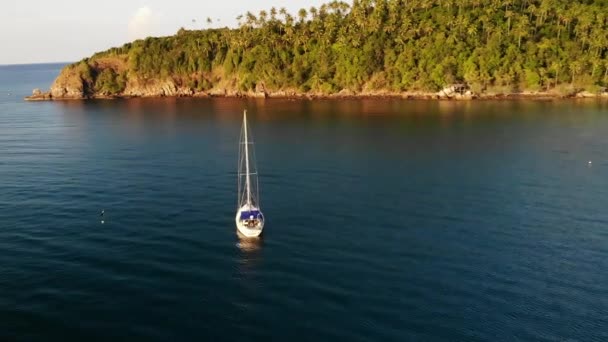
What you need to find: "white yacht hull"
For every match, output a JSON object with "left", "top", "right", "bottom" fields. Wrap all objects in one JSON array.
[
  {"left": 235, "top": 220, "right": 264, "bottom": 237},
  {"left": 235, "top": 205, "right": 264, "bottom": 238}
]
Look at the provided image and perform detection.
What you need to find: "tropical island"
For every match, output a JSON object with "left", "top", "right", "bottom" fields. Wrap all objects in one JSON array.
[{"left": 27, "top": 0, "right": 608, "bottom": 101}]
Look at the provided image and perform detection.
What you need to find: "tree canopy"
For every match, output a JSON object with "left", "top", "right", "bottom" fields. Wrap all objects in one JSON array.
[{"left": 77, "top": 0, "right": 608, "bottom": 95}]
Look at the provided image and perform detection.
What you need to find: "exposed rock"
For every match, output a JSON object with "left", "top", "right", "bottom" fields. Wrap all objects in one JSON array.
[
  {"left": 124, "top": 79, "right": 172, "bottom": 97},
  {"left": 438, "top": 83, "right": 470, "bottom": 99},
  {"left": 226, "top": 89, "right": 243, "bottom": 97},
  {"left": 267, "top": 89, "right": 298, "bottom": 98},
  {"left": 24, "top": 88, "right": 52, "bottom": 101},
  {"left": 50, "top": 83, "right": 84, "bottom": 98},
  {"left": 254, "top": 82, "right": 268, "bottom": 98},
  {"left": 337, "top": 88, "right": 355, "bottom": 96},
  {"left": 401, "top": 91, "right": 437, "bottom": 99},
  {"left": 48, "top": 64, "right": 90, "bottom": 99},
  {"left": 192, "top": 91, "right": 210, "bottom": 97},
  {"left": 453, "top": 93, "right": 475, "bottom": 100},
  {"left": 120, "top": 79, "right": 195, "bottom": 97},
  {"left": 208, "top": 88, "right": 227, "bottom": 97},
  {"left": 576, "top": 91, "right": 596, "bottom": 98}
]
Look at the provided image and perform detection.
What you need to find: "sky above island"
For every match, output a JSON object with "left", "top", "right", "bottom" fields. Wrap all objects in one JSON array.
[{"left": 0, "top": 0, "right": 329, "bottom": 65}]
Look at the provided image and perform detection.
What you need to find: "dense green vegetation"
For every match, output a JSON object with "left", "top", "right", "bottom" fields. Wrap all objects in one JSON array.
[{"left": 78, "top": 0, "right": 608, "bottom": 95}]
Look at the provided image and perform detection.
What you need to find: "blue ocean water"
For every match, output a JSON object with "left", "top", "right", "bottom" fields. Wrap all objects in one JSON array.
[{"left": 1, "top": 63, "right": 607, "bottom": 341}]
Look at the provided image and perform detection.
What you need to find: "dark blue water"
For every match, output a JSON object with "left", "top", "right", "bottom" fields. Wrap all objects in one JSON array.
[{"left": 1, "top": 64, "right": 608, "bottom": 341}]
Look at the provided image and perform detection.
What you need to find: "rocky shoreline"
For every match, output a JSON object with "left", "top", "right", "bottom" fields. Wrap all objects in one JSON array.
[
  {"left": 25, "top": 88, "right": 608, "bottom": 101},
  {"left": 24, "top": 65, "right": 608, "bottom": 102}
]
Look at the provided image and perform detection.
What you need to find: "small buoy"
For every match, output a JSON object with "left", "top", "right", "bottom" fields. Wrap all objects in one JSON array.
[
  {"left": 101, "top": 220, "right": 105, "bottom": 224},
  {"left": 100, "top": 210, "right": 105, "bottom": 216},
  {"left": 588, "top": 161, "right": 592, "bottom": 165}
]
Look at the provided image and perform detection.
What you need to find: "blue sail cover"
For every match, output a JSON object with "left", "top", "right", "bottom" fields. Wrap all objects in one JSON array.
[{"left": 240, "top": 210, "right": 263, "bottom": 220}]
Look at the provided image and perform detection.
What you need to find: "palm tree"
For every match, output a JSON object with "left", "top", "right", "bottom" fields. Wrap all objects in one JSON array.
[
  {"left": 550, "top": 61, "right": 562, "bottom": 88},
  {"left": 245, "top": 11, "right": 257, "bottom": 27},
  {"left": 279, "top": 7, "right": 288, "bottom": 22},
  {"left": 513, "top": 15, "right": 530, "bottom": 48},
  {"left": 258, "top": 10, "right": 268, "bottom": 26},
  {"left": 569, "top": 60, "right": 582, "bottom": 85},
  {"left": 270, "top": 7, "right": 278, "bottom": 21},
  {"left": 505, "top": 10, "right": 514, "bottom": 33},
  {"left": 298, "top": 8, "right": 308, "bottom": 24},
  {"left": 310, "top": 6, "right": 318, "bottom": 20}
]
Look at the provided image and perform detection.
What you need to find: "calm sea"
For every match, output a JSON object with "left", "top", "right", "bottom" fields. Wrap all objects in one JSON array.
[{"left": 1, "top": 63, "right": 607, "bottom": 341}]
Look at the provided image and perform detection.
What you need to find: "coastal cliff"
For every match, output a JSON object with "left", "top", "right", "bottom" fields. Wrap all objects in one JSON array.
[
  {"left": 27, "top": 56, "right": 283, "bottom": 101},
  {"left": 27, "top": 0, "right": 608, "bottom": 101},
  {"left": 29, "top": 55, "right": 606, "bottom": 101},
  {"left": 26, "top": 58, "right": 449, "bottom": 100}
]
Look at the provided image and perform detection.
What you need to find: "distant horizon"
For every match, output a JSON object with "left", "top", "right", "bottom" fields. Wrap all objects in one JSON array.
[{"left": 0, "top": 61, "right": 74, "bottom": 67}]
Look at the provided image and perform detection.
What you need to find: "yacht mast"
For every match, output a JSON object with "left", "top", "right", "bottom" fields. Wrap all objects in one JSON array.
[{"left": 243, "top": 110, "right": 251, "bottom": 206}]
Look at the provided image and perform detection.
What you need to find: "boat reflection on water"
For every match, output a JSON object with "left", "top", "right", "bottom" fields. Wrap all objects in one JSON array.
[
  {"left": 236, "top": 231, "right": 263, "bottom": 253},
  {"left": 235, "top": 232, "right": 264, "bottom": 277}
]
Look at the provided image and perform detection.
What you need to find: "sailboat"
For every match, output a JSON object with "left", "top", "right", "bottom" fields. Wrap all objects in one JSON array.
[{"left": 235, "top": 110, "right": 265, "bottom": 237}]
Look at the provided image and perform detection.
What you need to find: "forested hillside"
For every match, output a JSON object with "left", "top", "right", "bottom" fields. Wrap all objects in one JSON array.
[{"left": 47, "top": 0, "right": 608, "bottom": 97}]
